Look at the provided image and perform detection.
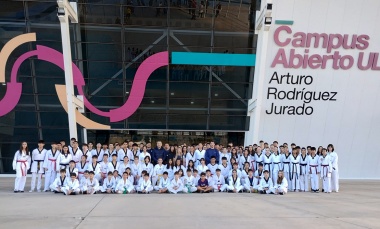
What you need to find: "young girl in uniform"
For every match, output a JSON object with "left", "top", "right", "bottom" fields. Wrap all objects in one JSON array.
[
  {"left": 227, "top": 169, "right": 243, "bottom": 193},
  {"left": 262, "top": 148, "right": 272, "bottom": 177},
  {"left": 273, "top": 170, "right": 288, "bottom": 195},
  {"left": 56, "top": 145, "right": 72, "bottom": 173},
  {"left": 320, "top": 148, "right": 332, "bottom": 193},
  {"left": 328, "top": 144, "right": 339, "bottom": 193},
  {"left": 13, "top": 142, "right": 31, "bottom": 192},
  {"left": 139, "top": 156, "right": 153, "bottom": 178},
  {"left": 299, "top": 147, "right": 309, "bottom": 192},
  {"left": 187, "top": 160, "right": 195, "bottom": 172},
  {"left": 281, "top": 147, "right": 291, "bottom": 190},
  {"left": 165, "top": 158, "right": 175, "bottom": 180},
  {"left": 174, "top": 158, "right": 186, "bottom": 172}
]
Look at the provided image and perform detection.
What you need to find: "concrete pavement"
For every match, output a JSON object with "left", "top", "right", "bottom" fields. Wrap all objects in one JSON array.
[{"left": 0, "top": 178, "right": 379, "bottom": 229}]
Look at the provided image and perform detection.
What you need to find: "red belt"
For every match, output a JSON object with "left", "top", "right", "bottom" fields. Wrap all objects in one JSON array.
[
  {"left": 17, "top": 160, "right": 27, "bottom": 176},
  {"left": 48, "top": 158, "right": 57, "bottom": 171}
]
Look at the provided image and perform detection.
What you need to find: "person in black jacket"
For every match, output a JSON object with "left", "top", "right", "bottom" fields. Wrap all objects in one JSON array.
[{"left": 152, "top": 141, "right": 166, "bottom": 166}]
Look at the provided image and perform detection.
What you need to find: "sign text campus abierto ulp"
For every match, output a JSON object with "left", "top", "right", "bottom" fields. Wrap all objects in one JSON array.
[{"left": 265, "top": 25, "right": 380, "bottom": 115}]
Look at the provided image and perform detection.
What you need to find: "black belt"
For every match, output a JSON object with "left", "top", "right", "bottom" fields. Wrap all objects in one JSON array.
[
  {"left": 300, "top": 163, "right": 307, "bottom": 175},
  {"left": 282, "top": 162, "right": 290, "bottom": 172},
  {"left": 264, "top": 163, "right": 271, "bottom": 174},
  {"left": 34, "top": 160, "right": 44, "bottom": 162},
  {"left": 291, "top": 162, "right": 299, "bottom": 181}
]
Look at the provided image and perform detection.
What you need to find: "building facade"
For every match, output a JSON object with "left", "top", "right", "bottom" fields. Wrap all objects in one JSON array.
[{"left": 0, "top": 0, "right": 258, "bottom": 173}]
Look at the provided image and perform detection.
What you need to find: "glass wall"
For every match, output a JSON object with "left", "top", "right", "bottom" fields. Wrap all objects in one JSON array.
[{"left": 0, "top": 0, "right": 259, "bottom": 173}]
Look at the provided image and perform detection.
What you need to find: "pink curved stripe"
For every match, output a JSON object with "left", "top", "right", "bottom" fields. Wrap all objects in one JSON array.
[
  {"left": 0, "top": 82, "right": 22, "bottom": 116},
  {"left": 11, "top": 50, "right": 38, "bottom": 82},
  {"left": 109, "top": 51, "right": 169, "bottom": 122},
  {"left": 35, "top": 45, "right": 169, "bottom": 122}
]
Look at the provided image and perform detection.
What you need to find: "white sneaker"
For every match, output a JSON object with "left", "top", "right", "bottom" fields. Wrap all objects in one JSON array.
[{"left": 29, "top": 190, "right": 33, "bottom": 193}]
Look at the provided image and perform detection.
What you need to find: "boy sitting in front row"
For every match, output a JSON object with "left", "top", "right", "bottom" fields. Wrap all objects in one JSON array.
[
  {"left": 50, "top": 169, "right": 67, "bottom": 193},
  {"left": 155, "top": 171, "right": 171, "bottom": 193},
  {"left": 168, "top": 171, "right": 183, "bottom": 194},
  {"left": 137, "top": 173, "right": 153, "bottom": 194},
  {"left": 62, "top": 172, "right": 80, "bottom": 195},
  {"left": 258, "top": 170, "right": 274, "bottom": 194},
  {"left": 85, "top": 171, "right": 100, "bottom": 194},
  {"left": 115, "top": 172, "right": 135, "bottom": 194},
  {"left": 197, "top": 172, "right": 213, "bottom": 193},
  {"left": 101, "top": 171, "right": 116, "bottom": 193},
  {"left": 183, "top": 169, "right": 197, "bottom": 193}
]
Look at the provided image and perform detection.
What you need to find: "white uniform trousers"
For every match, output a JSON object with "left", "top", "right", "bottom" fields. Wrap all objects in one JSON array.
[
  {"left": 31, "top": 172, "right": 43, "bottom": 191},
  {"left": 309, "top": 173, "right": 319, "bottom": 191},
  {"left": 331, "top": 169, "right": 339, "bottom": 192},
  {"left": 299, "top": 174, "right": 308, "bottom": 191},
  {"left": 62, "top": 187, "right": 80, "bottom": 195},
  {"left": 213, "top": 184, "right": 227, "bottom": 192},
  {"left": 44, "top": 171, "right": 56, "bottom": 191},
  {"left": 227, "top": 185, "right": 243, "bottom": 192},
  {"left": 168, "top": 187, "right": 183, "bottom": 194}
]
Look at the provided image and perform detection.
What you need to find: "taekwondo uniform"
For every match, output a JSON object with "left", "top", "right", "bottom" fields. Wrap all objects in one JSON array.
[
  {"left": 62, "top": 179, "right": 80, "bottom": 195},
  {"left": 219, "top": 153, "right": 231, "bottom": 166},
  {"left": 212, "top": 174, "right": 227, "bottom": 192},
  {"left": 258, "top": 177, "right": 274, "bottom": 194},
  {"left": 320, "top": 154, "right": 332, "bottom": 193},
  {"left": 227, "top": 176, "right": 243, "bottom": 193},
  {"left": 116, "top": 178, "right": 134, "bottom": 193},
  {"left": 329, "top": 151, "right": 339, "bottom": 192},
  {"left": 119, "top": 162, "right": 132, "bottom": 177},
  {"left": 82, "top": 150, "right": 92, "bottom": 163},
  {"left": 273, "top": 177, "right": 288, "bottom": 194},
  {"left": 182, "top": 175, "right": 197, "bottom": 193},
  {"left": 218, "top": 164, "right": 230, "bottom": 181},
  {"left": 308, "top": 154, "right": 320, "bottom": 192},
  {"left": 299, "top": 154, "right": 309, "bottom": 192},
  {"left": 281, "top": 153, "right": 292, "bottom": 189},
  {"left": 56, "top": 153, "right": 72, "bottom": 173},
  {"left": 70, "top": 148, "right": 83, "bottom": 165},
  {"left": 140, "top": 163, "right": 154, "bottom": 177},
  {"left": 13, "top": 151, "right": 31, "bottom": 192},
  {"left": 139, "top": 152, "right": 151, "bottom": 164},
  {"left": 168, "top": 178, "right": 183, "bottom": 194},
  {"left": 79, "top": 176, "right": 88, "bottom": 193},
  {"left": 86, "top": 178, "right": 100, "bottom": 194},
  {"left": 66, "top": 167, "right": 78, "bottom": 178},
  {"left": 77, "top": 162, "right": 89, "bottom": 180},
  {"left": 137, "top": 179, "right": 153, "bottom": 193},
  {"left": 185, "top": 152, "right": 196, "bottom": 168},
  {"left": 290, "top": 154, "right": 300, "bottom": 191},
  {"left": 271, "top": 153, "right": 281, "bottom": 184},
  {"left": 107, "top": 161, "right": 119, "bottom": 173},
  {"left": 50, "top": 176, "right": 67, "bottom": 192},
  {"left": 154, "top": 177, "right": 171, "bottom": 191},
  {"left": 101, "top": 177, "right": 117, "bottom": 193},
  {"left": 243, "top": 176, "right": 256, "bottom": 192},
  {"left": 93, "top": 148, "right": 103, "bottom": 163},
  {"left": 87, "top": 162, "right": 102, "bottom": 182},
  {"left": 164, "top": 166, "right": 174, "bottom": 180},
  {"left": 263, "top": 154, "right": 272, "bottom": 176},
  {"left": 43, "top": 149, "right": 60, "bottom": 191},
  {"left": 30, "top": 148, "right": 47, "bottom": 192},
  {"left": 195, "top": 149, "right": 206, "bottom": 167},
  {"left": 238, "top": 155, "right": 254, "bottom": 171},
  {"left": 196, "top": 165, "right": 209, "bottom": 174},
  {"left": 254, "top": 153, "right": 264, "bottom": 171},
  {"left": 207, "top": 163, "right": 219, "bottom": 175},
  {"left": 152, "top": 164, "right": 165, "bottom": 186}
]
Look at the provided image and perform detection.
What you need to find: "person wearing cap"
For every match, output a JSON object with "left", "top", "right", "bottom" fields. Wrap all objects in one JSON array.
[
  {"left": 227, "top": 169, "right": 243, "bottom": 193},
  {"left": 43, "top": 142, "right": 60, "bottom": 192},
  {"left": 258, "top": 170, "right": 274, "bottom": 194},
  {"left": 30, "top": 140, "right": 47, "bottom": 193},
  {"left": 212, "top": 168, "right": 227, "bottom": 192},
  {"left": 62, "top": 172, "right": 80, "bottom": 195},
  {"left": 66, "top": 160, "right": 78, "bottom": 178}
]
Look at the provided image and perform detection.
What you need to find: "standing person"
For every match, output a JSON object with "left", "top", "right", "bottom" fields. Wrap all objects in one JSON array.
[
  {"left": 107, "top": 154, "right": 119, "bottom": 173},
  {"left": 227, "top": 169, "right": 243, "bottom": 193},
  {"left": 254, "top": 147, "right": 264, "bottom": 171},
  {"left": 139, "top": 145, "right": 151, "bottom": 164},
  {"left": 328, "top": 144, "right": 339, "bottom": 193},
  {"left": 13, "top": 142, "right": 31, "bottom": 192},
  {"left": 119, "top": 156, "right": 131, "bottom": 176},
  {"left": 56, "top": 145, "right": 72, "bottom": 172},
  {"left": 273, "top": 170, "right": 288, "bottom": 195},
  {"left": 163, "top": 146, "right": 176, "bottom": 164},
  {"left": 152, "top": 141, "right": 166, "bottom": 166},
  {"left": 195, "top": 143, "right": 206, "bottom": 166},
  {"left": 140, "top": 156, "right": 154, "bottom": 178},
  {"left": 185, "top": 145, "right": 197, "bottom": 167},
  {"left": 130, "top": 156, "right": 141, "bottom": 185},
  {"left": 93, "top": 143, "right": 103, "bottom": 163},
  {"left": 43, "top": 142, "right": 60, "bottom": 192},
  {"left": 71, "top": 141, "right": 83, "bottom": 165},
  {"left": 130, "top": 143, "right": 141, "bottom": 164},
  {"left": 66, "top": 160, "right": 78, "bottom": 178},
  {"left": 299, "top": 147, "right": 309, "bottom": 192},
  {"left": 271, "top": 147, "right": 281, "bottom": 184},
  {"left": 219, "top": 147, "right": 231, "bottom": 164},
  {"left": 77, "top": 155, "right": 88, "bottom": 180},
  {"left": 30, "top": 140, "right": 47, "bottom": 192},
  {"left": 262, "top": 148, "right": 272, "bottom": 176},
  {"left": 308, "top": 147, "right": 320, "bottom": 193},
  {"left": 205, "top": 141, "right": 220, "bottom": 165},
  {"left": 281, "top": 147, "right": 291, "bottom": 189},
  {"left": 164, "top": 158, "right": 175, "bottom": 180},
  {"left": 82, "top": 143, "right": 92, "bottom": 163},
  {"left": 320, "top": 148, "right": 332, "bottom": 193},
  {"left": 168, "top": 171, "right": 184, "bottom": 194},
  {"left": 239, "top": 149, "right": 253, "bottom": 171},
  {"left": 290, "top": 148, "right": 300, "bottom": 192}
]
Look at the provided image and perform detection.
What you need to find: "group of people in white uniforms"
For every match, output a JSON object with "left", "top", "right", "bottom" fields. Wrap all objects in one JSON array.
[{"left": 12, "top": 139, "right": 339, "bottom": 195}]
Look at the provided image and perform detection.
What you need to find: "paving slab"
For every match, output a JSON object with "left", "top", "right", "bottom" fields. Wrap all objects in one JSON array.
[{"left": 0, "top": 178, "right": 379, "bottom": 229}]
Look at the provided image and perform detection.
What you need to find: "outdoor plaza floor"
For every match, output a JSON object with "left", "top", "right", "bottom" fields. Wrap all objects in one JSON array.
[{"left": 0, "top": 178, "right": 379, "bottom": 229}]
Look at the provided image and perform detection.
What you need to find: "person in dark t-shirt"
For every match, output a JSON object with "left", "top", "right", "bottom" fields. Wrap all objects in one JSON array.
[{"left": 197, "top": 172, "right": 213, "bottom": 193}]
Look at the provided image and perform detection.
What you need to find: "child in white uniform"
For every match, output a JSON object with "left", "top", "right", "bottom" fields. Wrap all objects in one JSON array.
[
  {"left": 66, "top": 160, "right": 78, "bottom": 178},
  {"left": 43, "top": 142, "right": 60, "bottom": 192},
  {"left": 62, "top": 173, "right": 80, "bottom": 195},
  {"left": 137, "top": 173, "right": 153, "bottom": 194},
  {"left": 243, "top": 169, "right": 256, "bottom": 193},
  {"left": 320, "top": 148, "right": 332, "bottom": 193},
  {"left": 50, "top": 169, "right": 67, "bottom": 193},
  {"left": 116, "top": 172, "right": 135, "bottom": 194},
  {"left": 273, "top": 170, "right": 288, "bottom": 195},
  {"left": 86, "top": 171, "right": 100, "bottom": 194},
  {"left": 213, "top": 169, "right": 227, "bottom": 192},
  {"left": 101, "top": 171, "right": 116, "bottom": 193},
  {"left": 299, "top": 148, "right": 309, "bottom": 192},
  {"left": 155, "top": 171, "right": 171, "bottom": 193},
  {"left": 183, "top": 169, "right": 197, "bottom": 193},
  {"left": 328, "top": 144, "right": 339, "bottom": 193},
  {"left": 227, "top": 169, "right": 243, "bottom": 193},
  {"left": 308, "top": 147, "right": 320, "bottom": 193},
  {"left": 168, "top": 171, "right": 183, "bottom": 194},
  {"left": 258, "top": 170, "right": 274, "bottom": 194},
  {"left": 77, "top": 155, "right": 88, "bottom": 181}
]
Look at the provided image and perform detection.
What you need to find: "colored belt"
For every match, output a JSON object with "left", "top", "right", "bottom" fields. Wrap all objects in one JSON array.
[
  {"left": 309, "top": 164, "right": 318, "bottom": 174},
  {"left": 48, "top": 158, "right": 57, "bottom": 171},
  {"left": 17, "top": 160, "right": 27, "bottom": 176}
]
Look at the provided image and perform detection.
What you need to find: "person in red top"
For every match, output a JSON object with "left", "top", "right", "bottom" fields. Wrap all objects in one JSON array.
[{"left": 197, "top": 172, "right": 213, "bottom": 193}]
